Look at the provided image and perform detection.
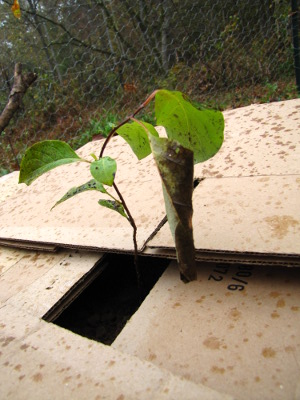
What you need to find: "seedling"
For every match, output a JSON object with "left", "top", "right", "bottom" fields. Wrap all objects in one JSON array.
[{"left": 19, "top": 90, "right": 224, "bottom": 283}]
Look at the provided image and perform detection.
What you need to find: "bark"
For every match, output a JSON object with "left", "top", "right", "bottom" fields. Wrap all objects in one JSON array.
[
  {"left": 26, "top": 0, "right": 63, "bottom": 84},
  {"left": 95, "top": 0, "right": 132, "bottom": 58},
  {"left": 0, "top": 63, "right": 37, "bottom": 134}
]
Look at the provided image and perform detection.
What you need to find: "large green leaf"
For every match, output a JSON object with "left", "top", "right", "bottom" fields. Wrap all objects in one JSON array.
[
  {"left": 98, "top": 199, "right": 127, "bottom": 219},
  {"left": 116, "top": 121, "right": 158, "bottom": 160},
  {"left": 51, "top": 179, "right": 107, "bottom": 210},
  {"left": 149, "top": 134, "right": 197, "bottom": 282},
  {"left": 90, "top": 157, "right": 117, "bottom": 186},
  {"left": 155, "top": 90, "right": 224, "bottom": 164},
  {"left": 19, "top": 140, "right": 82, "bottom": 185}
]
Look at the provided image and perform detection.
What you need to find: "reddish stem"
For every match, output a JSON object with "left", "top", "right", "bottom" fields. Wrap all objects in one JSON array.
[{"left": 99, "top": 89, "right": 158, "bottom": 159}]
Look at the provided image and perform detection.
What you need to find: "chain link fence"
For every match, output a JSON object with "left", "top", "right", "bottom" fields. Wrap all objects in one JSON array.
[{"left": 0, "top": 0, "right": 299, "bottom": 175}]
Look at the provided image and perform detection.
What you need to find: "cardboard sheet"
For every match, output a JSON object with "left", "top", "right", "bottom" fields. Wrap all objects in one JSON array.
[
  {"left": 146, "top": 99, "right": 300, "bottom": 264},
  {"left": 0, "top": 136, "right": 165, "bottom": 252},
  {"left": 0, "top": 99, "right": 299, "bottom": 264},
  {"left": 147, "top": 175, "right": 300, "bottom": 264},
  {"left": 0, "top": 246, "right": 104, "bottom": 319},
  {"left": 0, "top": 303, "right": 231, "bottom": 400},
  {"left": 0, "top": 171, "right": 20, "bottom": 202},
  {"left": 113, "top": 260, "right": 300, "bottom": 400},
  {"left": 194, "top": 99, "right": 300, "bottom": 178}
]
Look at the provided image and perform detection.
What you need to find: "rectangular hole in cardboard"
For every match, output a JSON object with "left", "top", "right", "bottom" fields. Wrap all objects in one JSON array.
[{"left": 47, "top": 253, "right": 169, "bottom": 345}]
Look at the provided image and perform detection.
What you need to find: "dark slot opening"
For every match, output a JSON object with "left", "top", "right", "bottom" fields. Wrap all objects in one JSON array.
[{"left": 53, "top": 253, "right": 169, "bottom": 345}]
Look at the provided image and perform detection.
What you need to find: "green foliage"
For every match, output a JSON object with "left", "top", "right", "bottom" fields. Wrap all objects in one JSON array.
[
  {"left": 19, "top": 140, "right": 85, "bottom": 185},
  {"left": 0, "top": 167, "right": 10, "bottom": 177},
  {"left": 18, "top": 89, "right": 224, "bottom": 282},
  {"left": 90, "top": 157, "right": 117, "bottom": 186},
  {"left": 139, "top": 111, "right": 156, "bottom": 126},
  {"left": 86, "top": 113, "right": 119, "bottom": 138},
  {"left": 116, "top": 121, "right": 158, "bottom": 160},
  {"left": 70, "top": 113, "right": 120, "bottom": 150},
  {"left": 71, "top": 112, "right": 157, "bottom": 152},
  {"left": 261, "top": 81, "right": 300, "bottom": 103},
  {"left": 98, "top": 199, "right": 127, "bottom": 219},
  {"left": 51, "top": 179, "right": 107, "bottom": 210},
  {"left": 155, "top": 90, "right": 224, "bottom": 163},
  {"left": 1, "top": 0, "right": 296, "bottom": 178}
]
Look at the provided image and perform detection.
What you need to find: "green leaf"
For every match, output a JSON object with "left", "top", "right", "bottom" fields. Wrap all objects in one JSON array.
[
  {"left": 90, "top": 157, "right": 117, "bottom": 186},
  {"left": 90, "top": 153, "right": 98, "bottom": 161},
  {"left": 116, "top": 121, "right": 158, "bottom": 160},
  {"left": 98, "top": 199, "right": 127, "bottom": 219},
  {"left": 51, "top": 179, "right": 107, "bottom": 210},
  {"left": 149, "top": 134, "right": 197, "bottom": 282},
  {"left": 155, "top": 90, "right": 224, "bottom": 164},
  {"left": 19, "top": 140, "right": 82, "bottom": 185}
]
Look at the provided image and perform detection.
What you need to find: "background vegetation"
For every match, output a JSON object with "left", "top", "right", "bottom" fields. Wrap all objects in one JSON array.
[{"left": 0, "top": 0, "right": 299, "bottom": 175}]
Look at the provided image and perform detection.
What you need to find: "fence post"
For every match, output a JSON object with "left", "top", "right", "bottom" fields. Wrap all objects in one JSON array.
[{"left": 291, "top": 0, "right": 300, "bottom": 93}]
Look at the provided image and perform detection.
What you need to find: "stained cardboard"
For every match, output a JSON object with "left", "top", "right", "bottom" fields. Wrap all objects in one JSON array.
[
  {"left": 0, "top": 171, "right": 19, "bottom": 202},
  {"left": 113, "top": 260, "right": 300, "bottom": 400},
  {"left": 0, "top": 136, "right": 165, "bottom": 252},
  {"left": 0, "top": 99, "right": 299, "bottom": 265},
  {"left": 0, "top": 246, "right": 104, "bottom": 318},
  {"left": 0, "top": 245, "right": 30, "bottom": 274},
  {"left": 146, "top": 99, "right": 300, "bottom": 264},
  {"left": 0, "top": 250, "right": 66, "bottom": 305},
  {"left": 0, "top": 302, "right": 232, "bottom": 400},
  {"left": 147, "top": 175, "right": 300, "bottom": 264},
  {"left": 194, "top": 99, "right": 300, "bottom": 178}
]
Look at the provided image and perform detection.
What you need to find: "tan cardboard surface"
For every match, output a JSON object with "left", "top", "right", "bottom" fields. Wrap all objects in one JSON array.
[
  {"left": 0, "top": 250, "right": 66, "bottom": 305},
  {"left": 0, "top": 245, "right": 30, "bottom": 274},
  {"left": 113, "top": 261, "right": 300, "bottom": 400},
  {"left": 5, "top": 251, "right": 103, "bottom": 318},
  {"left": 0, "top": 245, "right": 232, "bottom": 399},
  {"left": 147, "top": 175, "right": 300, "bottom": 259},
  {"left": 194, "top": 98, "right": 300, "bottom": 178},
  {"left": 0, "top": 303, "right": 232, "bottom": 400},
  {"left": 0, "top": 99, "right": 299, "bottom": 261},
  {"left": 0, "top": 136, "right": 165, "bottom": 251},
  {"left": 0, "top": 171, "right": 19, "bottom": 202},
  {"left": 0, "top": 246, "right": 104, "bottom": 318},
  {"left": 148, "top": 99, "right": 300, "bottom": 262}
]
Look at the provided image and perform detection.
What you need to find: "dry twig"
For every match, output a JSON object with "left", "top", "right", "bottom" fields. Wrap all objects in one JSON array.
[{"left": 0, "top": 63, "right": 37, "bottom": 134}]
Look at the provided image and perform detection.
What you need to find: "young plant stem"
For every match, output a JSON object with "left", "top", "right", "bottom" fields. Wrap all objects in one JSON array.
[
  {"left": 98, "top": 90, "right": 158, "bottom": 297},
  {"left": 113, "top": 182, "right": 142, "bottom": 296},
  {"left": 99, "top": 89, "right": 158, "bottom": 158}
]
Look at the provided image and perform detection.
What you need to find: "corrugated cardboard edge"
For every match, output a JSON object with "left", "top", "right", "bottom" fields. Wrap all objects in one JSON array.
[
  {"left": 0, "top": 238, "right": 58, "bottom": 252},
  {"left": 143, "top": 246, "right": 300, "bottom": 266}
]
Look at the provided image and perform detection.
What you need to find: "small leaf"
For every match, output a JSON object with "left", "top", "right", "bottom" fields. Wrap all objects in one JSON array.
[
  {"left": 98, "top": 199, "right": 127, "bottom": 219},
  {"left": 90, "top": 157, "right": 117, "bottom": 186},
  {"left": 51, "top": 179, "right": 107, "bottom": 210},
  {"left": 90, "top": 153, "right": 98, "bottom": 161},
  {"left": 149, "top": 134, "right": 197, "bottom": 282},
  {"left": 19, "top": 140, "right": 82, "bottom": 185},
  {"left": 116, "top": 121, "right": 158, "bottom": 160},
  {"left": 155, "top": 90, "right": 224, "bottom": 164}
]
